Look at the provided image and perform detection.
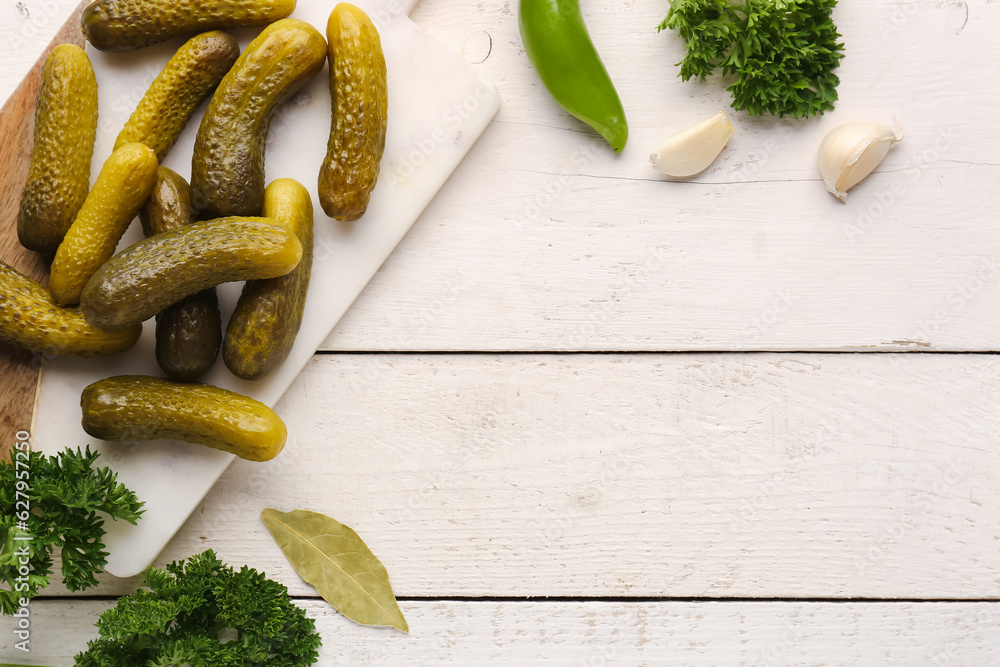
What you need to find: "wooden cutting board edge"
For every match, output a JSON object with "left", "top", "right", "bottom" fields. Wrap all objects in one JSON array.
[{"left": 0, "top": 3, "right": 86, "bottom": 462}]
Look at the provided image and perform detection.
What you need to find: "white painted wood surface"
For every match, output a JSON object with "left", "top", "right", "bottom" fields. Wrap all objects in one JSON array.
[
  {"left": 34, "top": 353, "right": 1000, "bottom": 600},
  {"left": 6, "top": 600, "right": 1000, "bottom": 666},
  {"left": 31, "top": 0, "right": 499, "bottom": 579},
  {"left": 3, "top": 0, "right": 1000, "bottom": 664},
  {"left": 8, "top": 1, "right": 999, "bottom": 352},
  {"left": 326, "top": 0, "right": 1000, "bottom": 352}
]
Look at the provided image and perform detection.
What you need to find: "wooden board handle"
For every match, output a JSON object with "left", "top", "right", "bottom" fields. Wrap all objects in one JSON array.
[{"left": 0, "top": 3, "right": 86, "bottom": 460}]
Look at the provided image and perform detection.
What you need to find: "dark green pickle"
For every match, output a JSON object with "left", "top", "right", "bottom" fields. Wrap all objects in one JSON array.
[
  {"left": 82, "top": 0, "right": 296, "bottom": 52},
  {"left": 81, "top": 375, "right": 287, "bottom": 461},
  {"left": 140, "top": 168, "right": 222, "bottom": 381},
  {"left": 190, "top": 19, "right": 326, "bottom": 218},
  {"left": 224, "top": 179, "right": 313, "bottom": 380},
  {"left": 81, "top": 217, "right": 303, "bottom": 331}
]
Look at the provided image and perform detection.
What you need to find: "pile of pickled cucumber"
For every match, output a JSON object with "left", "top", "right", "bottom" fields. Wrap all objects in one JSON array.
[{"left": 1, "top": 0, "right": 388, "bottom": 462}]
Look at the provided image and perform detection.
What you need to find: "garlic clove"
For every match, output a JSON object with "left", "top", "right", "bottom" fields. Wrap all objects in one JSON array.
[
  {"left": 818, "top": 120, "right": 904, "bottom": 203},
  {"left": 650, "top": 111, "right": 734, "bottom": 178}
]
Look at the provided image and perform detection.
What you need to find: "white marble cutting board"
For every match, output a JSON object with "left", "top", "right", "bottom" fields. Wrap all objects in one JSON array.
[{"left": 32, "top": 0, "right": 499, "bottom": 577}]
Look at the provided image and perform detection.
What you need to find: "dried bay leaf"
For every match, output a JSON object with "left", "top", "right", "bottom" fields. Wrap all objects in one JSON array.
[{"left": 261, "top": 507, "right": 408, "bottom": 633}]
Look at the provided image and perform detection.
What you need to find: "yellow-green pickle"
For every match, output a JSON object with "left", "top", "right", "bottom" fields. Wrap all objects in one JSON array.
[
  {"left": 224, "top": 179, "right": 314, "bottom": 380},
  {"left": 81, "top": 375, "right": 287, "bottom": 461},
  {"left": 115, "top": 31, "right": 240, "bottom": 162},
  {"left": 190, "top": 18, "right": 327, "bottom": 218},
  {"left": 81, "top": 217, "right": 302, "bottom": 331},
  {"left": 140, "top": 167, "right": 223, "bottom": 381},
  {"left": 49, "top": 142, "right": 159, "bottom": 306},
  {"left": 319, "top": 2, "right": 388, "bottom": 221},
  {"left": 82, "top": 0, "right": 296, "bottom": 51},
  {"left": 17, "top": 44, "right": 98, "bottom": 254},
  {"left": 0, "top": 262, "right": 141, "bottom": 357}
]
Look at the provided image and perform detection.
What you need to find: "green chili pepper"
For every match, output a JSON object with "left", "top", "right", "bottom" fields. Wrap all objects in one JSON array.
[{"left": 518, "top": 0, "right": 628, "bottom": 153}]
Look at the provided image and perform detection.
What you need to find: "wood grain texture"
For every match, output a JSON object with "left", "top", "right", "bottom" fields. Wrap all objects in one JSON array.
[
  {"left": 7, "top": 599, "right": 1000, "bottom": 665},
  {"left": 40, "top": 354, "right": 1000, "bottom": 599},
  {"left": 1, "top": 0, "right": 999, "bottom": 661},
  {"left": 311, "top": 0, "right": 1000, "bottom": 352},
  {"left": 0, "top": 2, "right": 85, "bottom": 460}
]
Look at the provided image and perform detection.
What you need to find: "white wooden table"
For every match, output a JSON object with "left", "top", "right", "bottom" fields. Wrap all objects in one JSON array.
[{"left": 3, "top": 0, "right": 1000, "bottom": 664}]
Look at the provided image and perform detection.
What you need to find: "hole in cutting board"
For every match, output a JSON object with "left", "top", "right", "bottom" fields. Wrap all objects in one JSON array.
[{"left": 463, "top": 30, "right": 492, "bottom": 64}]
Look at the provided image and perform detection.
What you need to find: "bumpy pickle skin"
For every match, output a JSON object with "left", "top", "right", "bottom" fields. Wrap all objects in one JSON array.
[
  {"left": 82, "top": 0, "right": 296, "bottom": 52},
  {"left": 224, "top": 179, "right": 313, "bottom": 380},
  {"left": 80, "top": 217, "right": 302, "bottom": 331},
  {"left": 319, "top": 3, "right": 388, "bottom": 221},
  {"left": 140, "top": 168, "right": 223, "bottom": 381},
  {"left": 115, "top": 31, "right": 240, "bottom": 162},
  {"left": 190, "top": 19, "right": 327, "bottom": 218},
  {"left": 49, "top": 142, "right": 159, "bottom": 307},
  {"left": 0, "top": 262, "right": 141, "bottom": 357},
  {"left": 17, "top": 44, "right": 98, "bottom": 254},
  {"left": 81, "top": 375, "right": 287, "bottom": 462}
]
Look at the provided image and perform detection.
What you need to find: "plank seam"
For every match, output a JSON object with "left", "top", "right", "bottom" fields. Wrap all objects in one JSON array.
[
  {"left": 311, "top": 350, "right": 1000, "bottom": 356},
  {"left": 36, "top": 595, "right": 1000, "bottom": 604}
]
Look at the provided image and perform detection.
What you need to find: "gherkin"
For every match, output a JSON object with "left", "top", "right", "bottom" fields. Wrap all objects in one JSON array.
[
  {"left": 224, "top": 179, "right": 314, "bottom": 380},
  {"left": 81, "top": 376, "right": 287, "bottom": 462},
  {"left": 190, "top": 19, "right": 326, "bottom": 219},
  {"left": 115, "top": 31, "right": 240, "bottom": 162},
  {"left": 18, "top": 44, "right": 98, "bottom": 254},
  {"left": 82, "top": 0, "right": 296, "bottom": 51},
  {"left": 140, "top": 168, "right": 223, "bottom": 381},
  {"left": 80, "top": 217, "right": 303, "bottom": 332},
  {"left": 318, "top": 2, "right": 388, "bottom": 221},
  {"left": 0, "top": 262, "right": 141, "bottom": 357}
]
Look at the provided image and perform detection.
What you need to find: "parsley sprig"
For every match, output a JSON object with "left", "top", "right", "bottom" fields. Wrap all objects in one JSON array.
[
  {"left": 658, "top": 0, "right": 846, "bottom": 118},
  {"left": 0, "top": 446, "right": 143, "bottom": 614},
  {"left": 75, "top": 550, "right": 322, "bottom": 666}
]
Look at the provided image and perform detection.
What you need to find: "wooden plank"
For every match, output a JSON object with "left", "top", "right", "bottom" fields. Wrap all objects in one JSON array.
[
  {"left": 315, "top": 0, "right": 1000, "bottom": 352},
  {"left": 0, "top": 8, "right": 995, "bottom": 355},
  {"left": 0, "top": 0, "right": 83, "bottom": 102},
  {"left": 0, "top": 2, "right": 85, "bottom": 460},
  {"left": 7, "top": 599, "right": 1000, "bottom": 664},
  {"left": 41, "top": 353, "right": 1000, "bottom": 599}
]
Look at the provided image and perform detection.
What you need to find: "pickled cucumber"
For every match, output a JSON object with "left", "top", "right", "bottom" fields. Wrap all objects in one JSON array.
[
  {"left": 17, "top": 44, "right": 98, "bottom": 254},
  {"left": 224, "top": 179, "right": 313, "bottom": 380},
  {"left": 319, "top": 3, "right": 388, "bottom": 221},
  {"left": 190, "top": 18, "right": 326, "bottom": 218},
  {"left": 115, "top": 31, "right": 240, "bottom": 162},
  {"left": 140, "top": 168, "right": 222, "bottom": 380},
  {"left": 81, "top": 217, "right": 302, "bottom": 331},
  {"left": 82, "top": 0, "right": 296, "bottom": 52},
  {"left": 81, "top": 375, "right": 286, "bottom": 461},
  {"left": 49, "top": 142, "right": 159, "bottom": 306},
  {"left": 0, "top": 262, "right": 141, "bottom": 357}
]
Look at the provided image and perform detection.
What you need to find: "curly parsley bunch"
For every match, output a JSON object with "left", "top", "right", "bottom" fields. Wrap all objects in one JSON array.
[
  {"left": 75, "top": 550, "right": 322, "bottom": 666},
  {"left": 659, "top": 0, "right": 846, "bottom": 118},
  {"left": 0, "top": 446, "right": 143, "bottom": 614}
]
